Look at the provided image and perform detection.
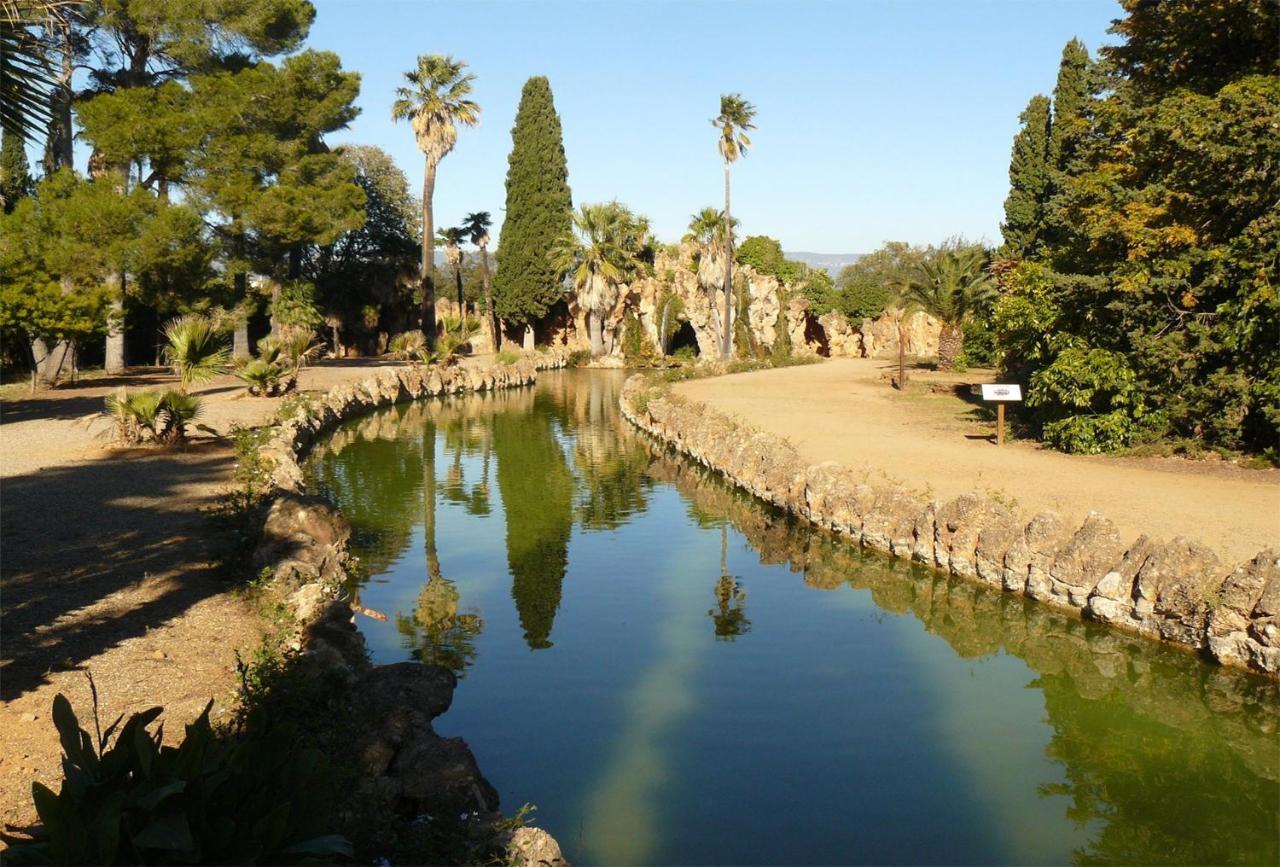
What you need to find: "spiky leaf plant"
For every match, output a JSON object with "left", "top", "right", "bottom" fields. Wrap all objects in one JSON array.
[{"left": 163, "top": 314, "right": 230, "bottom": 393}]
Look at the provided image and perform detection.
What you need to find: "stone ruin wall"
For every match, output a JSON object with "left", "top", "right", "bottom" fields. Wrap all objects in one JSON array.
[
  {"left": 541, "top": 243, "right": 942, "bottom": 360},
  {"left": 619, "top": 372, "right": 1280, "bottom": 679}
]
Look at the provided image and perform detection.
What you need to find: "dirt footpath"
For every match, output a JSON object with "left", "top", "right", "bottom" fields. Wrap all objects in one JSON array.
[
  {"left": 0, "top": 360, "right": 402, "bottom": 832},
  {"left": 675, "top": 358, "right": 1279, "bottom": 565}
]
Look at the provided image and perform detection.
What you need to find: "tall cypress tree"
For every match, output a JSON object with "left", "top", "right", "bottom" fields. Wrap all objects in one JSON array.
[
  {"left": 0, "top": 130, "right": 34, "bottom": 214},
  {"left": 493, "top": 76, "right": 572, "bottom": 333},
  {"left": 1000, "top": 94, "right": 1052, "bottom": 257},
  {"left": 1047, "top": 38, "right": 1091, "bottom": 177}
]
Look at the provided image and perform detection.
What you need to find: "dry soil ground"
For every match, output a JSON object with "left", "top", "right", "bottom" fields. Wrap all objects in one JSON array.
[
  {"left": 0, "top": 359, "right": 402, "bottom": 833},
  {"left": 676, "top": 358, "right": 1279, "bottom": 565}
]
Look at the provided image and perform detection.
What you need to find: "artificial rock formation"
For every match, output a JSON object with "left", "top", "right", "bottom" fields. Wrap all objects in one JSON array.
[
  {"left": 620, "top": 372, "right": 1279, "bottom": 677},
  {"left": 543, "top": 243, "right": 940, "bottom": 360}
]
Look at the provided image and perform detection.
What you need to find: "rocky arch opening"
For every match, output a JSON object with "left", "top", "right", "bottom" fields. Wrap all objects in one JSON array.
[{"left": 668, "top": 321, "right": 700, "bottom": 357}]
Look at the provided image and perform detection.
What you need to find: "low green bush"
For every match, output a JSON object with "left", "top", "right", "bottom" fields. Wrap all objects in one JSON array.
[
  {"left": 495, "top": 350, "right": 520, "bottom": 365},
  {"left": 1, "top": 690, "right": 350, "bottom": 865}
]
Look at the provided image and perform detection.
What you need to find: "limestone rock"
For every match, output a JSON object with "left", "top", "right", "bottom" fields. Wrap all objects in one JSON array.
[
  {"left": 1047, "top": 514, "right": 1126, "bottom": 609},
  {"left": 504, "top": 827, "right": 570, "bottom": 867},
  {"left": 1207, "top": 549, "right": 1280, "bottom": 674}
]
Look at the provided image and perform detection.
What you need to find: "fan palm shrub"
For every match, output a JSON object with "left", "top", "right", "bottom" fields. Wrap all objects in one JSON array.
[
  {"left": 236, "top": 358, "right": 284, "bottom": 397},
  {"left": 389, "top": 329, "right": 428, "bottom": 360},
  {"left": 461, "top": 211, "right": 496, "bottom": 347},
  {"left": 897, "top": 244, "right": 995, "bottom": 371},
  {"left": 391, "top": 54, "right": 480, "bottom": 346},
  {"left": 104, "top": 388, "right": 203, "bottom": 445},
  {"left": 163, "top": 314, "right": 230, "bottom": 392}
]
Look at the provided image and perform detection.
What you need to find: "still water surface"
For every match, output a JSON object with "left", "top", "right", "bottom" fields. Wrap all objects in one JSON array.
[{"left": 307, "top": 370, "right": 1278, "bottom": 866}]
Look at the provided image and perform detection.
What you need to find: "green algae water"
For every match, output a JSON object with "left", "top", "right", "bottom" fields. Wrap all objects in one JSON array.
[{"left": 306, "top": 370, "right": 1279, "bottom": 866}]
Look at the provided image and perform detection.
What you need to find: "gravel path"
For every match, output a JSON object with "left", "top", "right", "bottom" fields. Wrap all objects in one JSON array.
[
  {"left": 676, "top": 358, "right": 1280, "bottom": 565},
  {"left": 0, "top": 360, "right": 403, "bottom": 832}
]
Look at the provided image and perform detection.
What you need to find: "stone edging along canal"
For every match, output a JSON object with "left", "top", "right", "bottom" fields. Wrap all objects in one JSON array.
[
  {"left": 246, "top": 354, "right": 570, "bottom": 866},
  {"left": 618, "top": 370, "right": 1279, "bottom": 679}
]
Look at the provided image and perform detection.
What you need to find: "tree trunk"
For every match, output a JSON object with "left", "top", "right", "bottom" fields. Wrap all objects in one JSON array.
[
  {"left": 937, "top": 324, "right": 963, "bottom": 371},
  {"left": 105, "top": 285, "right": 126, "bottom": 374},
  {"left": 232, "top": 236, "right": 251, "bottom": 358},
  {"left": 233, "top": 265, "right": 251, "bottom": 358},
  {"left": 721, "top": 160, "right": 734, "bottom": 359},
  {"left": 588, "top": 312, "right": 604, "bottom": 358},
  {"left": 480, "top": 246, "right": 499, "bottom": 350},
  {"left": 43, "top": 43, "right": 73, "bottom": 174},
  {"left": 421, "top": 158, "right": 438, "bottom": 348},
  {"left": 454, "top": 265, "right": 464, "bottom": 330}
]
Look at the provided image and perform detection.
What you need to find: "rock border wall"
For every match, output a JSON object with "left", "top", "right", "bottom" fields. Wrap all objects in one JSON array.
[
  {"left": 619, "top": 373, "right": 1278, "bottom": 678},
  {"left": 247, "top": 354, "right": 570, "bottom": 866}
]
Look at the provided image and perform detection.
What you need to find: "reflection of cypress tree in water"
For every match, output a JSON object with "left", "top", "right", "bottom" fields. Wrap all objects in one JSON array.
[
  {"left": 709, "top": 524, "right": 750, "bottom": 640},
  {"left": 648, "top": 444, "right": 1280, "bottom": 864},
  {"left": 395, "top": 575, "right": 484, "bottom": 677},
  {"left": 494, "top": 392, "right": 574, "bottom": 649}
]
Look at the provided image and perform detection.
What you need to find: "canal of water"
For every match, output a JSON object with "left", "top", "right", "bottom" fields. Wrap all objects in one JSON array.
[{"left": 306, "top": 369, "right": 1278, "bottom": 866}]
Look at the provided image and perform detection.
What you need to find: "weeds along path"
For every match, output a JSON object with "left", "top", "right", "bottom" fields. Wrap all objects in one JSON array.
[
  {"left": 0, "top": 359, "right": 405, "bottom": 832},
  {"left": 674, "top": 358, "right": 1279, "bottom": 565}
]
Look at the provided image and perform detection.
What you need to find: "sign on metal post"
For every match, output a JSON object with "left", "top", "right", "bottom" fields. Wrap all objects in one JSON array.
[{"left": 977, "top": 384, "right": 1023, "bottom": 446}]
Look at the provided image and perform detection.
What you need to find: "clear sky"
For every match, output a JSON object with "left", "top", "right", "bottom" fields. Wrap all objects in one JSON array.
[{"left": 305, "top": 0, "right": 1122, "bottom": 254}]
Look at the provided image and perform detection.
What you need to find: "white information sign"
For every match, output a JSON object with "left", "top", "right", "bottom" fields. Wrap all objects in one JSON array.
[{"left": 980, "top": 383, "right": 1023, "bottom": 402}]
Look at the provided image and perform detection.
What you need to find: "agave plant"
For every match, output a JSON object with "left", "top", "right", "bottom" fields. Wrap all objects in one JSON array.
[{"left": 163, "top": 314, "right": 230, "bottom": 392}]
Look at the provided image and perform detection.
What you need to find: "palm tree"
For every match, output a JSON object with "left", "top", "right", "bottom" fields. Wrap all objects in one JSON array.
[
  {"left": 549, "top": 202, "right": 647, "bottom": 358},
  {"left": 391, "top": 54, "right": 480, "bottom": 347},
  {"left": 897, "top": 244, "right": 995, "bottom": 371},
  {"left": 712, "top": 94, "right": 756, "bottom": 358},
  {"left": 162, "top": 314, "right": 229, "bottom": 393},
  {"left": 437, "top": 225, "right": 466, "bottom": 328},
  {"left": 684, "top": 207, "right": 738, "bottom": 349},
  {"left": 461, "top": 211, "right": 497, "bottom": 348},
  {"left": 0, "top": 0, "right": 72, "bottom": 143}
]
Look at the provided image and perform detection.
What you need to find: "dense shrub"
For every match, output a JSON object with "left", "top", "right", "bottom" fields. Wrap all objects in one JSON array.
[{"left": 1, "top": 692, "right": 350, "bottom": 865}]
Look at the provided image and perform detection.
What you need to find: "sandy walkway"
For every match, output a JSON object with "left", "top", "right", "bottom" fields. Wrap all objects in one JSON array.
[
  {"left": 0, "top": 359, "right": 402, "bottom": 832},
  {"left": 676, "top": 359, "right": 1279, "bottom": 565}
]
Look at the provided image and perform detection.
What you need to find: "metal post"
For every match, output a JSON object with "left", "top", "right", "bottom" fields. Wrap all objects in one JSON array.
[{"left": 997, "top": 402, "right": 1005, "bottom": 446}]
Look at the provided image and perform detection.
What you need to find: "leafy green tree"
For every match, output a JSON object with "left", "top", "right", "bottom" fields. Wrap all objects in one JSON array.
[
  {"left": 493, "top": 76, "right": 573, "bottom": 340},
  {"left": 550, "top": 202, "right": 649, "bottom": 357},
  {"left": 461, "top": 210, "right": 496, "bottom": 348},
  {"left": 997, "top": 0, "right": 1280, "bottom": 454},
  {"left": 1000, "top": 94, "right": 1052, "bottom": 257},
  {"left": 1041, "top": 38, "right": 1092, "bottom": 258},
  {"left": 712, "top": 93, "right": 756, "bottom": 358},
  {"left": 0, "top": 128, "right": 33, "bottom": 212},
  {"left": 391, "top": 54, "right": 479, "bottom": 346},
  {"left": 898, "top": 243, "right": 994, "bottom": 370},
  {"left": 0, "top": 175, "right": 107, "bottom": 386},
  {"left": 307, "top": 144, "right": 420, "bottom": 350}
]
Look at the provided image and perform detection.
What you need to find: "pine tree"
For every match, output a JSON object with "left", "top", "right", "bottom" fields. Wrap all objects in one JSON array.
[
  {"left": 1000, "top": 94, "right": 1052, "bottom": 257},
  {"left": 493, "top": 76, "right": 572, "bottom": 333},
  {"left": 0, "top": 129, "right": 34, "bottom": 214}
]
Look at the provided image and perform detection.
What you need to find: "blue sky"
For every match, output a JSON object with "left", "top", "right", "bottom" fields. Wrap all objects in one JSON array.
[{"left": 310, "top": 0, "right": 1121, "bottom": 253}]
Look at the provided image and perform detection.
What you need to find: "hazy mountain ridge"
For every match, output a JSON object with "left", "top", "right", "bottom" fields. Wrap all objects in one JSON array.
[{"left": 784, "top": 251, "right": 865, "bottom": 275}]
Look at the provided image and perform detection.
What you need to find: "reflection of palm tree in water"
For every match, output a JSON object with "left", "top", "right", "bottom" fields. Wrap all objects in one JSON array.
[
  {"left": 709, "top": 522, "right": 750, "bottom": 640},
  {"left": 396, "top": 419, "right": 484, "bottom": 676}
]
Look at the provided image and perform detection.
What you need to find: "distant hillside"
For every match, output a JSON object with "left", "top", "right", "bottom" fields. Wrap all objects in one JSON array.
[{"left": 784, "top": 251, "right": 864, "bottom": 276}]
